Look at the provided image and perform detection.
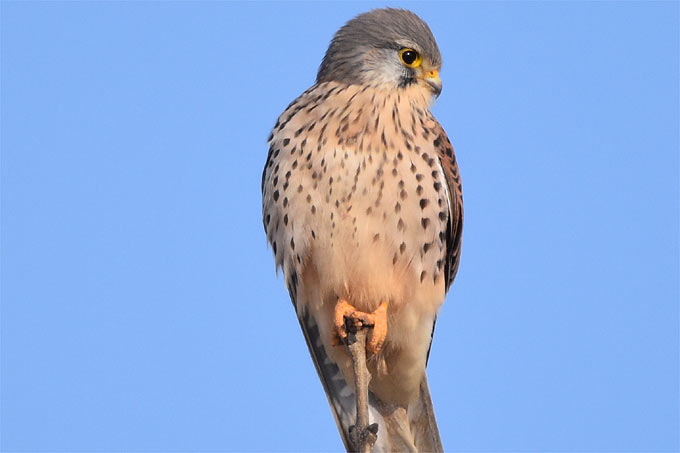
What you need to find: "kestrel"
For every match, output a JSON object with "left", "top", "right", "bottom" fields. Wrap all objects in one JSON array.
[{"left": 262, "top": 8, "right": 463, "bottom": 452}]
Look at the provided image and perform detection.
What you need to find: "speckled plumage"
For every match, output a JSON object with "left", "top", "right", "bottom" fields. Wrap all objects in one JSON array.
[{"left": 262, "top": 8, "right": 462, "bottom": 452}]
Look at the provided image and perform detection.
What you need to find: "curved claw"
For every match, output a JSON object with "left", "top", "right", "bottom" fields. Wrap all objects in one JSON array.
[
  {"left": 366, "top": 300, "right": 388, "bottom": 356},
  {"left": 333, "top": 299, "right": 357, "bottom": 344},
  {"left": 333, "top": 299, "right": 389, "bottom": 356}
]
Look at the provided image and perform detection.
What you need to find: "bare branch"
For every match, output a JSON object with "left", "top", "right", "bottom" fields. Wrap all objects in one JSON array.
[{"left": 345, "top": 324, "right": 378, "bottom": 453}]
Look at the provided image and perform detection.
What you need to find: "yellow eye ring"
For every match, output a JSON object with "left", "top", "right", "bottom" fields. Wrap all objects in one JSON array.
[{"left": 399, "top": 48, "right": 422, "bottom": 68}]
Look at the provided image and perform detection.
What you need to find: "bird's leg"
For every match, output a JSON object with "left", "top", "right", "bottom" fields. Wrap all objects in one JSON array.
[{"left": 333, "top": 299, "right": 389, "bottom": 356}]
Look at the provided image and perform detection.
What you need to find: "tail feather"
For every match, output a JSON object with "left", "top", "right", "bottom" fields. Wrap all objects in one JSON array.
[
  {"left": 408, "top": 377, "right": 444, "bottom": 452},
  {"left": 298, "top": 310, "right": 355, "bottom": 450},
  {"left": 298, "top": 311, "right": 443, "bottom": 452}
]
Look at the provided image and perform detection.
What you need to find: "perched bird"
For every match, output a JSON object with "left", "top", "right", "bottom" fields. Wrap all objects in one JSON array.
[{"left": 261, "top": 8, "right": 463, "bottom": 452}]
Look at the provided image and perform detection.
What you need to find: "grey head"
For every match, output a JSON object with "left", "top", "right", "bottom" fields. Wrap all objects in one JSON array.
[{"left": 317, "top": 8, "right": 442, "bottom": 95}]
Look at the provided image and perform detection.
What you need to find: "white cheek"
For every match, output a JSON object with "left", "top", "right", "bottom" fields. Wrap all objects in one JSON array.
[
  {"left": 354, "top": 47, "right": 405, "bottom": 86},
  {"left": 361, "top": 57, "right": 407, "bottom": 86}
]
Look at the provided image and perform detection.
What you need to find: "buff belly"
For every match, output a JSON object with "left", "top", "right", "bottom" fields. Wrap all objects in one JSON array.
[{"left": 293, "top": 148, "right": 447, "bottom": 406}]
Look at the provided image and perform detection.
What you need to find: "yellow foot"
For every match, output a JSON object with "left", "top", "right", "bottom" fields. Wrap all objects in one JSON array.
[{"left": 333, "top": 299, "right": 389, "bottom": 356}]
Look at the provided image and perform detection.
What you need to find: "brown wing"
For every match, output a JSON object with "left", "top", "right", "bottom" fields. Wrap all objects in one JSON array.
[{"left": 431, "top": 119, "right": 464, "bottom": 292}]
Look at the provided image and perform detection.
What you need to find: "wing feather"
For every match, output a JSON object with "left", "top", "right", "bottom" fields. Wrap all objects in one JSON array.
[{"left": 431, "top": 120, "right": 464, "bottom": 291}]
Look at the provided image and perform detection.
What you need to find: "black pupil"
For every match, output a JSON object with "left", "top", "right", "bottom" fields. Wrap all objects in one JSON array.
[{"left": 402, "top": 50, "right": 417, "bottom": 65}]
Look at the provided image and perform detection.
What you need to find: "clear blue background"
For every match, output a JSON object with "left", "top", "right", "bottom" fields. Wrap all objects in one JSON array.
[{"left": 2, "top": 2, "right": 678, "bottom": 452}]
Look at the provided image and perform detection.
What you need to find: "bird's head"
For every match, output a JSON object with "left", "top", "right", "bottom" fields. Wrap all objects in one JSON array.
[{"left": 317, "top": 8, "right": 442, "bottom": 97}]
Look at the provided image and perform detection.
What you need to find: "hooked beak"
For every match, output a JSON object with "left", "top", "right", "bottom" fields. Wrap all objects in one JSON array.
[{"left": 421, "top": 69, "right": 442, "bottom": 97}]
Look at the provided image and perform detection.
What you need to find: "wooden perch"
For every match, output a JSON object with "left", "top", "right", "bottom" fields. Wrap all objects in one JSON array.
[{"left": 344, "top": 320, "right": 379, "bottom": 453}]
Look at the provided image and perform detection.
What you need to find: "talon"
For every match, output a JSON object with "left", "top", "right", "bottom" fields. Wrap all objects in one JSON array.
[
  {"left": 366, "top": 300, "right": 388, "bottom": 356},
  {"left": 334, "top": 299, "right": 357, "bottom": 344},
  {"left": 333, "top": 299, "right": 389, "bottom": 356}
]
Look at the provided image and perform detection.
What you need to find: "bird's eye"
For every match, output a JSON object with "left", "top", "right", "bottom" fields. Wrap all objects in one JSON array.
[{"left": 399, "top": 48, "right": 422, "bottom": 68}]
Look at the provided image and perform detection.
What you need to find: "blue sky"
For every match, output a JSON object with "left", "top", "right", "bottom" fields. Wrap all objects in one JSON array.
[{"left": 1, "top": 2, "right": 678, "bottom": 452}]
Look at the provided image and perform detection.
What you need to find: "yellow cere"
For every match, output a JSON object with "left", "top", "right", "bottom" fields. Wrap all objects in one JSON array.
[{"left": 425, "top": 70, "right": 439, "bottom": 80}]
